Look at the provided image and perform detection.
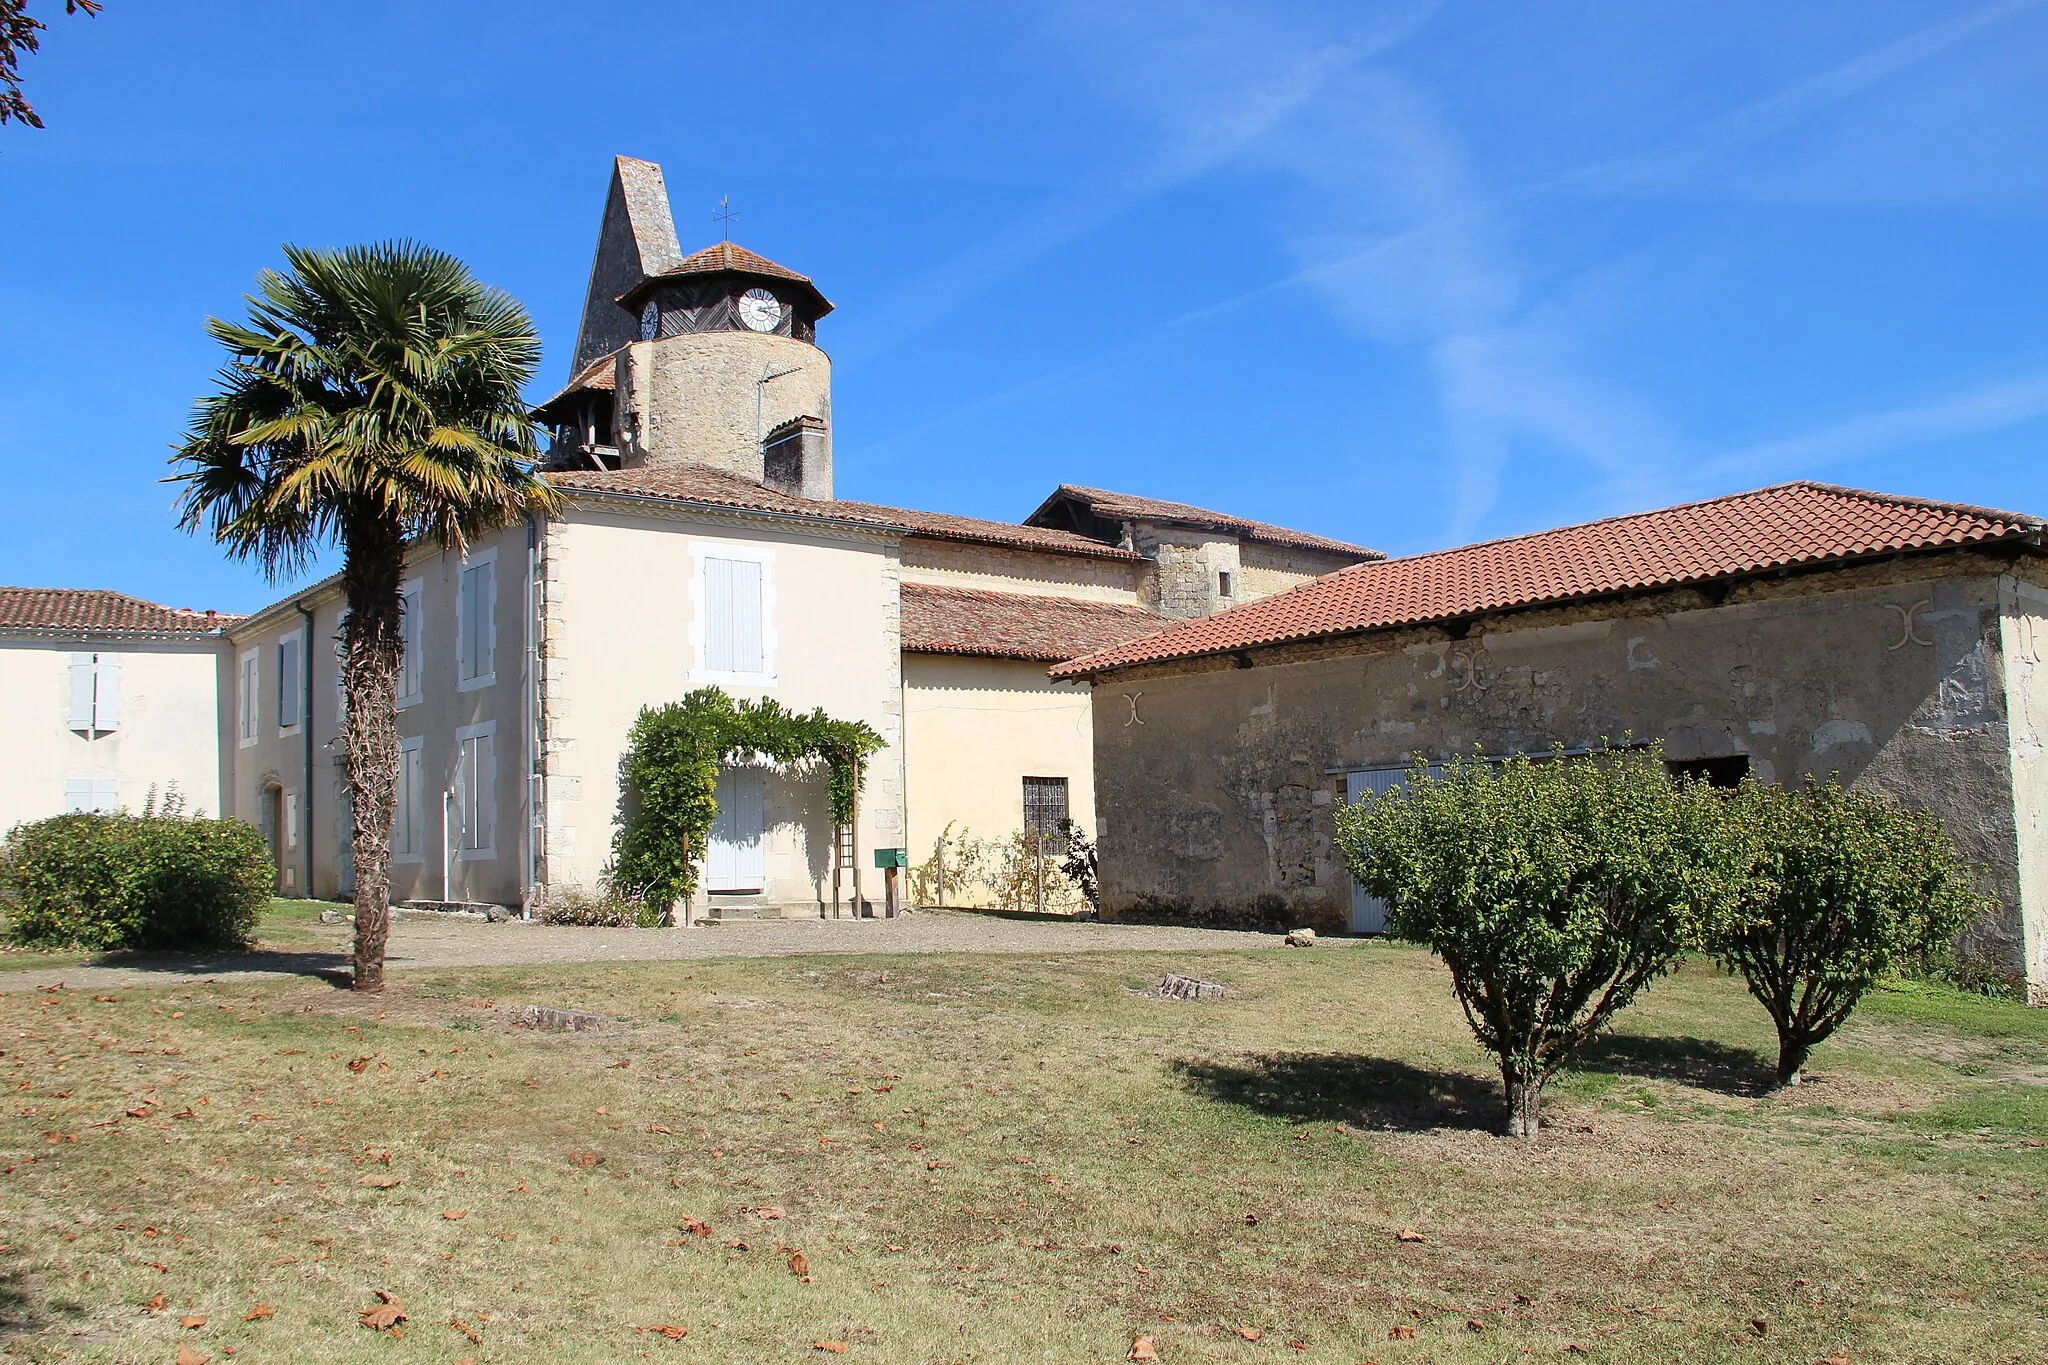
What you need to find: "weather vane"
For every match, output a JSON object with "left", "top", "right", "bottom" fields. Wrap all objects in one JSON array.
[{"left": 714, "top": 196, "right": 739, "bottom": 241}]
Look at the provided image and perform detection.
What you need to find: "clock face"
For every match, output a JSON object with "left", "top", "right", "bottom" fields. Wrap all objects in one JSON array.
[
  {"left": 738, "top": 287, "right": 784, "bottom": 333},
  {"left": 639, "top": 301, "right": 660, "bottom": 342}
]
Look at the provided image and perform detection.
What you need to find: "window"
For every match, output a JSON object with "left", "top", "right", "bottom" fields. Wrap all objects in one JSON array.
[
  {"left": 1218, "top": 570, "right": 1234, "bottom": 599},
  {"left": 456, "top": 554, "right": 496, "bottom": 691},
  {"left": 391, "top": 737, "right": 425, "bottom": 861},
  {"left": 1667, "top": 755, "right": 1750, "bottom": 789},
  {"left": 691, "top": 543, "right": 776, "bottom": 684},
  {"left": 455, "top": 722, "right": 496, "bottom": 859},
  {"left": 64, "top": 777, "right": 119, "bottom": 813},
  {"left": 284, "top": 789, "right": 299, "bottom": 848},
  {"left": 397, "top": 581, "right": 424, "bottom": 706},
  {"left": 67, "top": 652, "right": 120, "bottom": 732},
  {"left": 277, "top": 631, "right": 303, "bottom": 731},
  {"left": 237, "top": 650, "right": 259, "bottom": 746},
  {"left": 1023, "top": 776, "right": 1070, "bottom": 852}
]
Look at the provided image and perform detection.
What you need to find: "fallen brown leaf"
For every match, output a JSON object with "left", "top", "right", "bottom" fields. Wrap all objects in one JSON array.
[
  {"left": 449, "top": 1318, "right": 482, "bottom": 1343},
  {"left": 813, "top": 1343, "right": 847, "bottom": 1355},
  {"left": 1237, "top": 1326, "right": 1262, "bottom": 1341},
  {"left": 242, "top": 1304, "right": 273, "bottom": 1321},
  {"left": 180, "top": 1314, "right": 208, "bottom": 1328},
  {"left": 346, "top": 1057, "right": 371, "bottom": 1073},
  {"left": 648, "top": 1123, "right": 672, "bottom": 1134},
  {"left": 1388, "top": 1325, "right": 1416, "bottom": 1340},
  {"left": 640, "top": 1323, "right": 689, "bottom": 1340},
  {"left": 1395, "top": 1227, "right": 1427, "bottom": 1243},
  {"left": 680, "top": 1217, "right": 712, "bottom": 1237},
  {"left": 567, "top": 1150, "right": 602, "bottom": 1168},
  {"left": 788, "top": 1251, "right": 810, "bottom": 1277},
  {"left": 754, "top": 1204, "right": 786, "bottom": 1220},
  {"left": 1128, "top": 1336, "right": 1160, "bottom": 1361},
  {"left": 359, "top": 1290, "right": 408, "bottom": 1333},
  {"left": 440, "top": 1209, "right": 469, "bottom": 1220},
  {"left": 359, "top": 1174, "right": 401, "bottom": 1189},
  {"left": 145, "top": 1292, "right": 166, "bottom": 1314},
  {"left": 175, "top": 1346, "right": 210, "bottom": 1365}
]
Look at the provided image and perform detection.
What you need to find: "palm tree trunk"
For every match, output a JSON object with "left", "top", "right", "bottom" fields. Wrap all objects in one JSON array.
[{"left": 341, "top": 511, "right": 406, "bottom": 992}]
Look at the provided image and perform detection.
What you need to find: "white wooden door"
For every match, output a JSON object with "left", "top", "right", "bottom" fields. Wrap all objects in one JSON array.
[
  {"left": 1345, "top": 765, "right": 1443, "bottom": 933},
  {"left": 706, "top": 767, "right": 765, "bottom": 891}
]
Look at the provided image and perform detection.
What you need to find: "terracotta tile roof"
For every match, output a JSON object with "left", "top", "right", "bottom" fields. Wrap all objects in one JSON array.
[
  {"left": 0, "top": 587, "right": 238, "bottom": 639},
  {"left": 1029, "top": 484, "right": 1379, "bottom": 558},
  {"left": 1052, "top": 482, "right": 2044, "bottom": 678},
  {"left": 533, "top": 349, "right": 620, "bottom": 421},
  {"left": 655, "top": 240, "right": 817, "bottom": 287},
  {"left": 545, "top": 465, "right": 1143, "bottom": 561},
  {"left": 901, "top": 583, "right": 1168, "bottom": 662}
]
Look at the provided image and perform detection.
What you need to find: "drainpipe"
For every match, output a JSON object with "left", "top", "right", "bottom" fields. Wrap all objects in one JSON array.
[
  {"left": 522, "top": 513, "right": 541, "bottom": 919},
  {"left": 442, "top": 786, "right": 455, "bottom": 905},
  {"left": 295, "top": 600, "right": 316, "bottom": 898}
]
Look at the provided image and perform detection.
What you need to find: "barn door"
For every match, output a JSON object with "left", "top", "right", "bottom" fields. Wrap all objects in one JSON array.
[
  {"left": 1345, "top": 765, "right": 1442, "bottom": 934},
  {"left": 706, "top": 766, "right": 765, "bottom": 892}
]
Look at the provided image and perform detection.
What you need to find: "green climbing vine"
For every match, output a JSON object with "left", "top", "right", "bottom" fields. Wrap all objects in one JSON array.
[{"left": 610, "top": 687, "right": 884, "bottom": 914}]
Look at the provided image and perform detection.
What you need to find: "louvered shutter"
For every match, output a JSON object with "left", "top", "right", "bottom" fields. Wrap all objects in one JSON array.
[
  {"left": 729, "top": 560, "right": 762, "bottom": 673},
  {"left": 92, "top": 778, "right": 118, "bottom": 812},
  {"left": 479, "top": 566, "right": 497, "bottom": 678},
  {"left": 65, "top": 778, "right": 92, "bottom": 811},
  {"left": 477, "top": 733, "right": 496, "bottom": 853},
  {"left": 69, "top": 654, "right": 95, "bottom": 729},
  {"left": 705, "top": 558, "right": 734, "bottom": 672},
  {"left": 277, "top": 636, "right": 301, "bottom": 728},
  {"left": 92, "top": 655, "right": 119, "bottom": 731}
]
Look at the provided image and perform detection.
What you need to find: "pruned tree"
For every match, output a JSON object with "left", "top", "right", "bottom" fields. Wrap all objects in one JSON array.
[
  {"left": 1336, "top": 744, "right": 1737, "bottom": 1139},
  {"left": 1711, "top": 777, "right": 1992, "bottom": 1087},
  {"left": 1, "top": 0, "right": 101, "bottom": 129},
  {"left": 171, "top": 242, "right": 557, "bottom": 991}
]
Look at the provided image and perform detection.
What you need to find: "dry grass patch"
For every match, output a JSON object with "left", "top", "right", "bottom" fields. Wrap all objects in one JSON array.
[{"left": 0, "top": 943, "right": 2043, "bottom": 1363}]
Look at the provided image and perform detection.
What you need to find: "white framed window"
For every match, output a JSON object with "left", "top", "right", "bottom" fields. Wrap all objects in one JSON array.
[
  {"left": 237, "top": 649, "right": 260, "bottom": 747},
  {"left": 689, "top": 542, "right": 777, "bottom": 686},
  {"left": 284, "top": 788, "right": 299, "bottom": 848},
  {"left": 455, "top": 722, "right": 497, "bottom": 860},
  {"left": 456, "top": 552, "right": 497, "bottom": 692},
  {"left": 67, "top": 652, "right": 120, "bottom": 732},
  {"left": 276, "top": 630, "right": 303, "bottom": 733},
  {"left": 397, "top": 580, "right": 424, "bottom": 707},
  {"left": 392, "top": 736, "right": 425, "bottom": 862},
  {"left": 64, "top": 776, "right": 119, "bottom": 813}
]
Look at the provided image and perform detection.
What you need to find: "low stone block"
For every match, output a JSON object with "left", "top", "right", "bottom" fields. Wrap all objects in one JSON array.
[
  {"left": 520, "top": 1005, "right": 603, "bottom": 1032},
  {"left": 1156, "top": 973, "right": 1228, "bottom": 1000},
  {"left": 1284, "top": 928, "right": 1317, "bottom": 948}
]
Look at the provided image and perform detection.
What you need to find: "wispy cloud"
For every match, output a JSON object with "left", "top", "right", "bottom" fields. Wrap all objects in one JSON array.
[{"left": 1696, "top": 368, "right": 2048, "bottom": 488}]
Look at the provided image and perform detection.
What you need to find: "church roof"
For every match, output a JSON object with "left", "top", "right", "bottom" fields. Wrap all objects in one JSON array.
[
  {"left": 900, "top": 583, "right": 1169, "bottom": 662},
  {"left": 0, "top": 587, "right": 238, "bottom": 640},
  {"left": 1053, "top": 481, "right": 2045, "bottom": 679},
  {"left": 532, "top": 349, "right": 619, "bottom": 423},
  {"left": 1027, "top": 484, "right": 1378, "bottom": 558},
  {"left": 616, "top": 240, "right": 834, "bottom": 317},
  {"left": 545, "top": 464, "right": 1144, "bottom": 561}
]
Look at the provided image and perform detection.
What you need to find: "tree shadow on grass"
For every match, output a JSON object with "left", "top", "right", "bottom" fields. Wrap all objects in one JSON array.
[
  {"left": 1174, "top": 1052, "right": 1505, "bottom": 1133},
  {"left": 1571, "top": 1033, "right": 1774, "bottom": 1098},
  {"left": 72, "top": 948, "right": 352, "bottom": 988}
]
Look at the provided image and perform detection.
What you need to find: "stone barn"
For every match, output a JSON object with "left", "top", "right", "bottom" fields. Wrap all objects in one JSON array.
[{"left": 1053, "top": 482, "right": 2048, "bottom": 1002}]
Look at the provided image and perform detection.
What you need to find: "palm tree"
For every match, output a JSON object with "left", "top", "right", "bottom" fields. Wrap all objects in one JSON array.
[{"left": 172, "top": 241, "right": 558, "bottom": 991}]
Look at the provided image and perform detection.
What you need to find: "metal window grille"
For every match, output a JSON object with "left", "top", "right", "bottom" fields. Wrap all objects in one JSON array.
[{"left": 1023, "top": 777, "right": 1069, "bottom": 853}]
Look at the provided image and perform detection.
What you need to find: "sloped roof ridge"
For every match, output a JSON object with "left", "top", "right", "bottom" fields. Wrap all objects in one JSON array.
[{"left": 1042, "top": 481, "right": 1378, "bottom": 558}]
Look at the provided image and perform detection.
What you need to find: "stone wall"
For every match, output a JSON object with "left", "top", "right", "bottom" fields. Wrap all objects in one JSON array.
[
  {"left": 612, "top": 331, "right": 832, "bottom": 492},
  {"left": 1088, "top": 558, "right": 2041, "bottom": 987}
]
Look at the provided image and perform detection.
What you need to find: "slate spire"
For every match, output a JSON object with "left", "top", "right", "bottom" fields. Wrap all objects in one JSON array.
[{"left": 571, "top": 156, "right": 684, "bottom": 372}]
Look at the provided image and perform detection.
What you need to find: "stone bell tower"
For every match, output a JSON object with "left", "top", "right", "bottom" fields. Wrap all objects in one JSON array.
[{"left": 546, "top": 156, "right": 835, "bottom": 499}]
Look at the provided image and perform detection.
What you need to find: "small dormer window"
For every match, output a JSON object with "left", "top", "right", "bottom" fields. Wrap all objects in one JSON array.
[{"left": 1218, "top": 570, "right": 1234, "bottom": 599}]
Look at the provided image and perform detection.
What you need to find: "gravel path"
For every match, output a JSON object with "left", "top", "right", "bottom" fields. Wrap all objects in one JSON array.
[{"left": 0, "top": 910, "right": 1320, "bottom": 993}]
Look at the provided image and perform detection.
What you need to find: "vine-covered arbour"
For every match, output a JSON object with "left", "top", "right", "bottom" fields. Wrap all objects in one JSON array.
[{"left": 610, "top": 687, "right": 883, "bottom": 916}]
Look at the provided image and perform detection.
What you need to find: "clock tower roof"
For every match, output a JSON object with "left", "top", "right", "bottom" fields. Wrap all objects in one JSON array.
[{"left": 616, "top": 240, "right": 833, "bottom": 319}]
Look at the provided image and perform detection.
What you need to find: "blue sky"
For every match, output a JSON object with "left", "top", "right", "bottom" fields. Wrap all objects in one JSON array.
[{"left": 1, "top": 0, "right": 2044, "bottom": 612}]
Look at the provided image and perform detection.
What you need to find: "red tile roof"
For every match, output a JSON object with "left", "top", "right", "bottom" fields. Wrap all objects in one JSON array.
[
  {"left": 618, "top": 240, "right": 835, "bottom": 317},
  {"left": 1052, "top": 482, "right": 2044, "bottom": 678},
  {"left": 0, "top": 588, "right": 238, "bottom": 638},
  {"left": 545, "top": 464, "right": 1143, "bottom": 561},
  {"left": 533, "top": 349, "right": 620, "bottom": 421},
  {"left": 1029, "top": 484, "right": 1379, "bottom": 558},
  {"left": 901, "top": 583, "right": 1168, "bottom": 662}
]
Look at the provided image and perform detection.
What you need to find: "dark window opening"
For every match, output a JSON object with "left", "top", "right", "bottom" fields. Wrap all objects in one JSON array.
[
  {"left": 1023, "top": 776, "right": 1069, "bottom": 852},
  {"left": 1666, "top": 755, "right": 1750, "bottom": 789},
  {"left": 1218, "top": 570, "right": 1234, "bottom": 598}
]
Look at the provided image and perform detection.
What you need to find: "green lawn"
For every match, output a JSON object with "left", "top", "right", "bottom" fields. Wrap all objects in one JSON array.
[
  {"left": 0, "top": 899, "right": 334, "bottom": 972},
  {"left": 1, "top": 942, "right": 2042, "bottom": 1363}
]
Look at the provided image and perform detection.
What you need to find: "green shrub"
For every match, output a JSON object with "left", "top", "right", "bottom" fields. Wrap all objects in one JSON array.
[
  {"left": 1335, "top": 744, "right": 1740, "bottom": 1139},
  {"left": 0, "top": 807, "right": 273, "bottom": 951},
  {"left": 1709, "top": 778, "right": 1993, "bottom": 1086}
]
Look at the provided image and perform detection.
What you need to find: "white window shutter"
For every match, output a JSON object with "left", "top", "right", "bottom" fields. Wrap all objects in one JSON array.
[
  {"left": 479, "top": 734, "right": 496, "bottom": 852},
  {"left": 705, "top": 558, "right": 734, "bottom": 673},
  {"left": 69, "top": 654, "right": 95, "bottom": 729},
  {"left": 731, "top": 560, "right": 763, "bottom": 673},
  {"left": 92, "top": 778, "right": 118, "bottom": 812},
  {"left": 65, "top": 778, "right": 91, "bottom": 812},
  {"left": 93, "top": 655, "right": 120, "bottom": 731},
  {"left": 480, "top": 566, "right": 497, "bottom": 678}
]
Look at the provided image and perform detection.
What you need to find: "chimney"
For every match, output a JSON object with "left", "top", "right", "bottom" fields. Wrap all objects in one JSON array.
[{"left": 762, "top": 414, "right": 831, "bottom": 500}]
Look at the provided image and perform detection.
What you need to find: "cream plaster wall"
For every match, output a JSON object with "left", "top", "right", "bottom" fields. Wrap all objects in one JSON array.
[
  {"left": 0, "top": 638, "right": 228, "bottom": 832},
  {"left": 902, "top": 653, "right": 1096, "bottom": 877},
  {"left": 2000, "top": 575, "right": 2048, "bottom": 1002},
  {"left": 540, "top": 503, "right": 903, "bottom": 914},
  {"left": 226, "top": 524, "right": 536, "bottom": 906}
]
